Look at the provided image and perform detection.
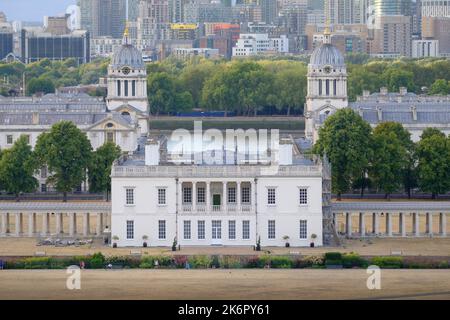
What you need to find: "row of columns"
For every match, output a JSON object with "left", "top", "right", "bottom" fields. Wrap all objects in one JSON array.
[
  {"left": 340, "top": 212, "right": 447, "bottom": 237},
  {"left": 178, "top": 180, "right": 256, "bottom": 212},
  {"left": 0, "top": 212, "right": 106, "bottom": 237}
]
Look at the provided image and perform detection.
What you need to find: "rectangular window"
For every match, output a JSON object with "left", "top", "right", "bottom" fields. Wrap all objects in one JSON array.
[
  {"left": 242, "top": 187, "right": 250, "bottom": 203},
  {"left": 158, "top": 220, "right": 166, "bottom": 239},
  {"left": 117, "top": 80, "right": 121, "bottom": 96},
  {"left": 132, "top": 80, "right": 136, "bottom": 96},
  {"left": 299, "top": 188, "right": 308, "bottom": 205},
  {"left": 228, "top": 187, "right": 236, "bottom": 203},
  {"left": 228, "top": 220, "right": 236, "bottom": 240},
  {"left": 242, "top": 220, "right": 250, "bottom": 240},
  {"left": 41, "top": 184, "right": 47, "bottom": 193},
  {"left": 40, "top": 166, "right": 47, "bottom": 179},
  {"left": 299, "top": 220, "right": 308, "bottom": 239},
  {"left": 106, "top": 131, "right": 114, "bottom": 143},
  {"left": 158, "top": 188, "right": 166, "bottom": 205},
  {"left": 183, "top": 187, "right": 192, "bottom": 204},
  {"left": 267, "top": 188, "right": 276, "bottom": 205},
  {"left": 212, "top": 220, "right": 222, "bottom": 239},
  {"left": 183, "top": 220, "right": 191, "bottom": 240},
  {"left": 126, "top": 220, "right": 134, "bottom": 239},
  {"left": 197, "top": 187, "right": 205, "bottom": 203},
  {"left": 125, "top": 188, "right": 134, "bottom": 205},
  {"left": 24, "top": 135, "right": 30, "bottom": 144},
  {"left": 6, "top": 135, "right": 13, "bottom": 144},
  {"left": 198, "top": 220, "right": 205, "bottom": 240},
  {"left": 124, "top": 80, "right": 129, "bottom": 97},
  {"left": 268, "top": 220, "right": 276, "bottom": 239}
]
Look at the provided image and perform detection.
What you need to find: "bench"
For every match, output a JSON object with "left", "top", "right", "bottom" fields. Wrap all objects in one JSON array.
[
  {"left": 35, "top": 251, "right": 46, "bottom": 257},
  {"left": 391, "top": 250, "right": 403, "bottom": 256},
  {"left": 130, "top": 250, "right": 142, "bottom": 257}
]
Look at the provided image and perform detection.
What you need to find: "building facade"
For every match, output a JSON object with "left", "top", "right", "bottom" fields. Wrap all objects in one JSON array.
[{"left": 111, "top": 138, "right": 326, "bottom": 247}]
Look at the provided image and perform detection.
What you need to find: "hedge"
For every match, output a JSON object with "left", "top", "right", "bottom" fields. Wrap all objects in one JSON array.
[{"left": 1, "top": 253, "right": 448, "bottom": 270}]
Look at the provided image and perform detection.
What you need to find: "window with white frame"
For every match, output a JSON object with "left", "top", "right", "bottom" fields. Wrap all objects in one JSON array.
[
  {"left": 158, "top": 188, "right": 166, "bottom": 205},
  {"left": 242, "top": 187, "right": 250, "bottom": 203},
  {"left": 158, "top": 220, "right": 166, "bottom": 239},
  {"left": 183, "top": 187, "right": 192, "bottom": 204},
  {"left": 228, "top": 220, "right": 236, "bottom": 239},
  {"left": 125, "top": 188, "right": 134, "bottom": 205},
  {"left": 299, "top": 188, "right": 308, "bottom": 205},
  {"left": 6, "top": 135, "right": 13, "bottom": 145},
  {"left": 268, "top": 220, "right": 276, "bottom": 239},
  {"left": 198, "top": 220, "right": 205, "bottom": 240},
  {"left": 212, "top": 220, "right": 222, "bottom": 239},
  {"left": 126, "top": 220, "right": 134, "bottom": 239},
  {"left": 242, "top": 220, "right": 250, "bottom": 240},
  {"left": 183, "top": 220, "right": 191, "bottom": 240},
  {"left": 267, "top": 188, "right": 276, "bottom": 205},
  {"left": 228, "top": 187, "right": 236, "bottom": 203},
  {"left": 299, "top": 220, "right": 308, "bottom": 239},
  {"left": 197, "top": 187, "right": 205, "bottom": 203}
]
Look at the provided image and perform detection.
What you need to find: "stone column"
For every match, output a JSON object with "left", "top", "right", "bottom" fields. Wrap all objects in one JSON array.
[
  {"left": 412, "top": 212, "right": 420, "bottom": 237},
  {"left": 426, "top": 212, "right": 433, "bottom": 235},
  {"left": 251, "top": 180, "right": 256, "bottom": 212},
  {"left": 222, "top": 181, "right": 227, "bottom": 212},
  {"left": 386, "top": 213, "right": 392, "bottom": 237},
  {"left": 69, "top": 213, "right": 77, "bottom": 236},
  {"left": 28, "top": 212, "right": 36, "bottom": 237},
  {"left": 56, "top": 213, "right": 63, "bottom": 235},
  {"left": 439, "top": 213, "right": 446, "bottom": 237},
  {"left": 83, "top": 213, "right": 90, "bottom": 237},
  {"left": 192, "top": 182, "right": 197, "bottom": 213},
  {"left": 399, "top": 212, "right": 406, "bottom": 237},
  {"left": 346, "top": 212, "right": 352, "bottom": 237},
  {"left": 359, "top": 212, "right": 365, "bottom": 237},
  {"left": 15, "top": 213, "right": 23, "bottom": 236},
  {"left": 177, "top": 181, "right": 182, "bottom": 213},
  {"left": 1, "top": 213, "right": 7, "bottom": 235},
  {"left": 372, "top": 213, "right": 379, "bottom": 235},
  {"left": 206, "top": 182, "right": 211, "bottom": 211},
  {"left": 41, "top": 213, "right": 50, "bottom": 236},
  {"left": 96, "top": 213, "right": 104, "bottom": 236}
]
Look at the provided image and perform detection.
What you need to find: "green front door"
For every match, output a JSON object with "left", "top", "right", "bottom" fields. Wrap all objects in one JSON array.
[{"left": 213, "top": 194, "right": 221, "bottom": 206}]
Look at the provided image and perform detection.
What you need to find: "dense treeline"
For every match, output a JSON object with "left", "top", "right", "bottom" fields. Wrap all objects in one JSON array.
[
  {"left": 0, "top": 122, "right": 121, "bottom": 201},
  {"left": 314, "top": 109, "right": 450, "bottom": 200},
  {"left": 2, "top": 56, "right": 450, "bottom": 115}
]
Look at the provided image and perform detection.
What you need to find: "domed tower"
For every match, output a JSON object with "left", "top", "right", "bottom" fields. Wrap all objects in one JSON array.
[
  {"left": 106, "top": 27, "right": 148, "bottom": 114},
  {"left": 305, "top": 27, "right": 348, "bottom": 142}
]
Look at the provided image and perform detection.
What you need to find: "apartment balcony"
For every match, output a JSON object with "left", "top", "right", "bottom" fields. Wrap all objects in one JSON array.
[{"left": 181, "top": 203, "right": 254, "bottom": 214}]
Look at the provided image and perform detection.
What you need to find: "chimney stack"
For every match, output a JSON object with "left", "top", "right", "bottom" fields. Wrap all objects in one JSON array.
[{"left": 145, "top": 139, "right": 160, "bottom": 166}]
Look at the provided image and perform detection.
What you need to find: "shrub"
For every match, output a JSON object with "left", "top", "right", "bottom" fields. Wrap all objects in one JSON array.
[
  {"left": 88, "top": 252, "right": 105, "bottom": 269},
  {"left": 270, "top": 256, "right": 294, "bottom": 269},
  {"left": 219, "top": 256, "right": 242, "bottom": 269},
  {"left": 302, "top": 255, "right": 324, "bottom": 267},
  {"left": 371, "top": 256, "right": 403, "bottom": 269},
  {"left": 243, "top": 256, "right": 260, "bottom": 268},
  {"left": 173, "top": 255, "right": 188, "bottom": 268},
  {"left": 438, "top": 261, "right": 449, "bottom": 269},
  {"left": 324, "top": 252, "right": 342, "bottom": 261},
  {"left": 211, "top": 255, "right": 220, "bottom": 268},
  {"left": 342, "top": 253, "right": 367, "bottom": 268},
  {"left": 139, "top": 256, "right": 155, "bottom": 269},
  {"left": 188, "top": 255, "right": 212, "bottom": 268},
  {"left": 23, "top": 257, "right": 51, "bottom": 269}
]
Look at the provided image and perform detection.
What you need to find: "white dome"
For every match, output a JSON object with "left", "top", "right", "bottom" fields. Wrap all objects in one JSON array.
[
  {"left": 111, "top": 44, "right": 145, "bottom": 69},
  {"left": 310, "top": 43, "right": 345, "bottom": 67}
]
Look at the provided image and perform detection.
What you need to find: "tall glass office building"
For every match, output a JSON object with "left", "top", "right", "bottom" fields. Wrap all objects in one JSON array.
[{"left": 372, "top": 0, "right": 411, "bottom": 16}]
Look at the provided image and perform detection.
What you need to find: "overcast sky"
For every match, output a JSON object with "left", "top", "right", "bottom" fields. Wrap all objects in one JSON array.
[{"left": 0, "top": 0, "right": 75, "bottom": 22}]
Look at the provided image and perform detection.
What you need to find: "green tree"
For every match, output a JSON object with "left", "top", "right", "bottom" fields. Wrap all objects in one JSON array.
[
  {"left": 416, "top": 130, "right": 450, "bottom": 199},
  {"left": 273, "top": 67, "right": 307, "bottom": 115},
  {"left": 370, "top": 122, "right": 411, "bottom": 199},
  {"left": 429, "top": 79, "right": 450, "bottom": 95},
  {"left": 88, "top": 142, "right": 121, "bottom": 201},
  {"left": 0, "top": 135, "right": 38, "bottom": 201},
  {"left": 34, "top": 121, "right": 92, "bottom": 202},
  {"left": 147, "top": 72, "right": 176, "bottom": 115},
  {"left": 313, "top": 109, "right": 373, "bottom": 200},
  {"left": 26, "top": 77, "right": 55, "bottom": 95}
]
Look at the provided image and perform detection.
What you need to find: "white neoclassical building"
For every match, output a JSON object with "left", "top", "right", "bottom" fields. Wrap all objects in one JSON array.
[
  {"left": 305, "top": 29, "right": 348, "bottom": 142},
  {"left": 111, "top": 134, "right": 330, "bottom": 247}
]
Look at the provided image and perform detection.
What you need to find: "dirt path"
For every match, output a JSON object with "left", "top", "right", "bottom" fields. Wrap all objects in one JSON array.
[{"left": 0, "top": 269, "right": 449, "bottom": 300}]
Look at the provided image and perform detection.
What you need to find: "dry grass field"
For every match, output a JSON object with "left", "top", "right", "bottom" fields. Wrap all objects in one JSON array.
[{"left": 0, "top": 269, "right": 448, "bottom": 300}]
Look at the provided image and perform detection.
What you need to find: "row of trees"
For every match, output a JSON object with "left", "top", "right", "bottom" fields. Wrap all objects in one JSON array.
[
  {"left": 3, "top": 56, "right": 450, "bottom": 114},
  {"left": 314, "top": 109, "right": 450, "bottom": 200},
  {"left": 0, "top": 121, "right": 121, "bottom": 201}
]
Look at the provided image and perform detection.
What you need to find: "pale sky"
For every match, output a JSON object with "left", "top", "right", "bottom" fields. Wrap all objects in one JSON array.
[{"left": 0, "top": 0, "right": 75, "bottom": 22}]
